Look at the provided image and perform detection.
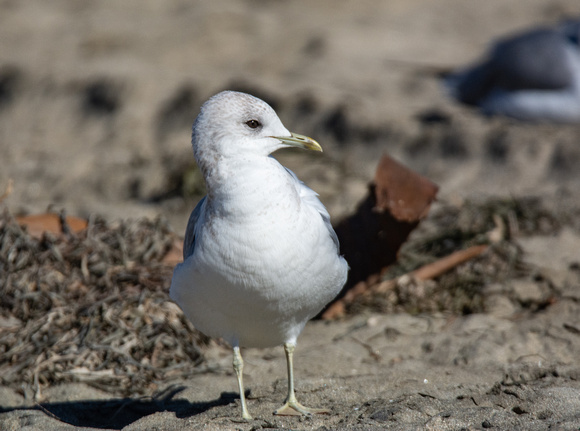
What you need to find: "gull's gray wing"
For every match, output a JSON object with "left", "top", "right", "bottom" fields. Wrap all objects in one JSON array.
[
  {"left": 560, "top": 19, "right": 580, "bottom": 45},
  {"left": 489, "top": 28, "right": 573, "bottom": 90},
  {"left": 183, "top": 196, "right": 207, "bottom": 260},
  {"left": 284, "top": 167, "right": 340, "bottom": 253},
  {"left": 446, "top": 27, "right": 575, "bottom": 106}
]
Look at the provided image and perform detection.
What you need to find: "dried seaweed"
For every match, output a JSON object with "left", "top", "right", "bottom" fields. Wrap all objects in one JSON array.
[
  {"left": 347, "top": 196, "right": 566, "bottom": 316},
  {"left": 0, "top": 210, "right": 208, "bottom": 398}
]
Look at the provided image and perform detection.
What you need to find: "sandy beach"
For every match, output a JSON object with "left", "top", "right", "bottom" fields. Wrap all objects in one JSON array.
[{"left": 1, "top": 1, "right": 580, "bottom": 429}]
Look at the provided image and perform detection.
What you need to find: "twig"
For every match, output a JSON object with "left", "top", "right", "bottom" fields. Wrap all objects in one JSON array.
[
  {"left": 322, "top": 244, "right": 489, "bottom": 319},
  {"left": 409, "top": 244, "right": 489, "bottom": 282},
  {"left": 370, "top": 244, "right": 489, "bottom": 295},
  {"left": 0, "top": 178, "right": 13, "bottom": 203},
  {"left": 350, "top": 336, "right": 382, "bottom": 362}
]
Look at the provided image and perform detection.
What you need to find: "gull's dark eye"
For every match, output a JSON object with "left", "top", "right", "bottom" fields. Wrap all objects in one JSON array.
[{"left": 246, "top": 119, "right": 261, "bottom": 129}]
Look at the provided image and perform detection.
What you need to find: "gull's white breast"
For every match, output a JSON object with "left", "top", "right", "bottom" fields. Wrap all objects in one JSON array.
[{"left": 170, "top": 159, "right": 347, "bottom": 348}]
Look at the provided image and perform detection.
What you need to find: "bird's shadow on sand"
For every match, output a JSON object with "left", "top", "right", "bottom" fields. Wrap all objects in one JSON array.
[{"left": 0, "top": 386, "right": 240, "bottom": 429}]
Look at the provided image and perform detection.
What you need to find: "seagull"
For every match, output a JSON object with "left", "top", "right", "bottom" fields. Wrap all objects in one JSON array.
[
  {"left": 444, "top": 18, "right": 580, "bottom": 122},
  {"left": 170, "top": 91, "right": 348, "bottom": 420}
]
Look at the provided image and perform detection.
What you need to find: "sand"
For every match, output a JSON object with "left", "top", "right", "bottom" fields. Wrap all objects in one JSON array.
[{"left": 1, "top": 0, "right": 580, "bottom": 429}]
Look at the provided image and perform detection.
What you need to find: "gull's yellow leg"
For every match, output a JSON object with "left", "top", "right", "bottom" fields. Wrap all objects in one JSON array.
[
  {"left": 274, "top": 342, "right": 330, "bottom": 416},
  {"left": 233, "top": 346, "right": 253, "bottom": 420}
]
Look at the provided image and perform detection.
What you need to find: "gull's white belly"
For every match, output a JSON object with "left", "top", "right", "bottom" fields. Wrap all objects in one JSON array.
[{"left": 170, "top": 204, "right": 347, "bottom": 348}]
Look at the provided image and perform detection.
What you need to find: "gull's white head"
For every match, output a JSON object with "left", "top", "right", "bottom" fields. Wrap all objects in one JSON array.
[{"left": 192, "top": 91, "right": 321, "bottom": 175}]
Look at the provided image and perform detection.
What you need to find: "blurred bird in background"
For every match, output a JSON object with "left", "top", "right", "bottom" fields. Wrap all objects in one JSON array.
[{"left": 444, "top": 18, "right": 580, "bottom": 122}]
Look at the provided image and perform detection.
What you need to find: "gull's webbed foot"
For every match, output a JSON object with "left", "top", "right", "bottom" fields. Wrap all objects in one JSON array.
[{"left": 274, "top": 400, "right": 330, "bottom": 416}]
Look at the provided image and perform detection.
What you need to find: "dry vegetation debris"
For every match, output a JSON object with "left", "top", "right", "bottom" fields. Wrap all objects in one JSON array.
[
  {"left": 0, "top": 194, "right": 576, "bottom": 399},
  {"left": 340, "top": 196, "right": 571, "bottom": 316},
  {"left": 0, "top": 211, "right": 207, "bottom": 399}
]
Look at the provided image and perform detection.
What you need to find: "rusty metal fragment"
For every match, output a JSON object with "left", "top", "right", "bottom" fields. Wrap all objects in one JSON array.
[{"left": 333, "top": 155, "right": 438, "bottom": 295}]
